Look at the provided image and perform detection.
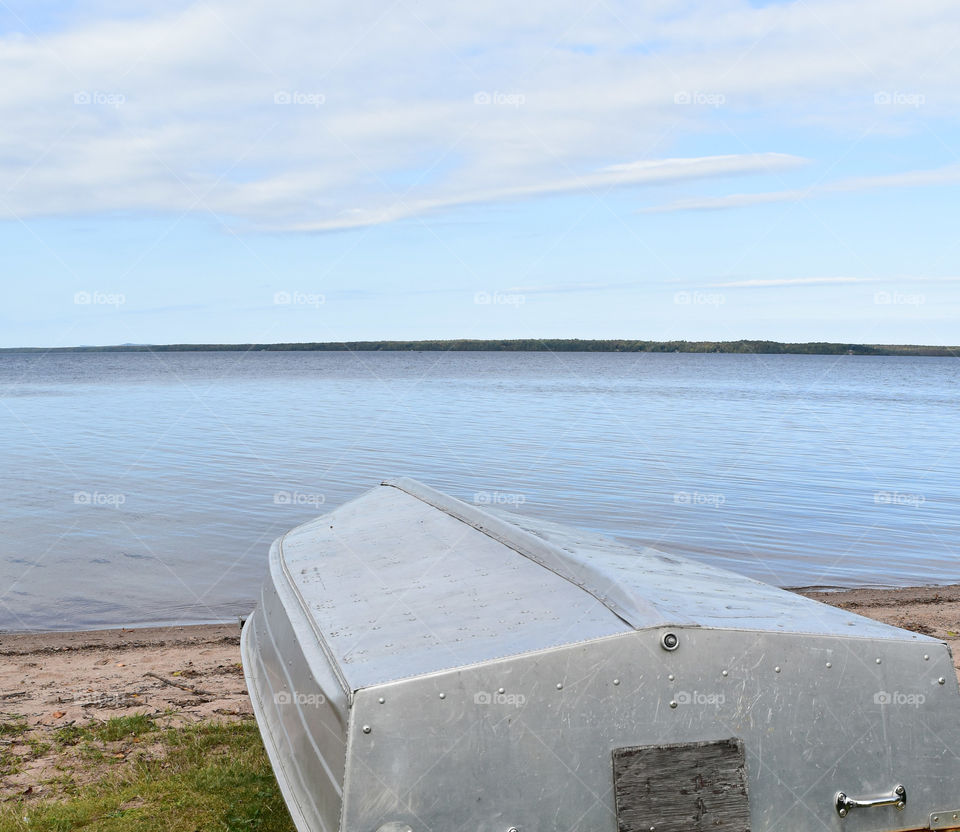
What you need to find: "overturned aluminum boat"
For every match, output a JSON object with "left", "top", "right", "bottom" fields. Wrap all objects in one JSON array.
[{"left": 241, "top": 478, "right": 960, "bottom": 832}]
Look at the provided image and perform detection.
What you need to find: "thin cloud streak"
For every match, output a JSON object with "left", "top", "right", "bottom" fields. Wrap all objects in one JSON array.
[
  {"left": 284, "top": 153, "right": 807, "bottom": 231},
  {"left": 642, "top": 164, "right": 960, "bottom": 214}
]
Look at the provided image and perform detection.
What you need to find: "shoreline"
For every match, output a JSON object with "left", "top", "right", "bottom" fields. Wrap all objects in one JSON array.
[
  {"left": 2, "top": 582, "right": 958, "bottom": 661},
  {"left": 0, "top": 622, "right": 241, "bottom": 651},
  {"left": 2, "top": 582, "right": 958, "bottom": 673},
  {"left": 3, "top": 582, "right": 958, "bottom": 639},
  {"left": 1, "top": 585, "right": 958, "bottom": 802},
  {"left": 2, "top": 339, "right": 959, "bottom": 357}
]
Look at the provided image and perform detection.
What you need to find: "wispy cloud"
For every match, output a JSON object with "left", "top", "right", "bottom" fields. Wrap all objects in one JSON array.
[
  {"left": 285, "top": 153, "right": 806, "bottom": 231},
  {"left": 642, "top": 164, "right": 960, "bottom": 214},
  {"left": 0, "top": 0, "right": 958, "bottom": 231}
]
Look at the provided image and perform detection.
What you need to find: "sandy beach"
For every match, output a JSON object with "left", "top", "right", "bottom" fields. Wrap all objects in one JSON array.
[
  {"left": 0, "top": 623, "right": 249, "bottom": 799},
  {"left": 1, "top": 585, "right": 959, "bottom": 802}
]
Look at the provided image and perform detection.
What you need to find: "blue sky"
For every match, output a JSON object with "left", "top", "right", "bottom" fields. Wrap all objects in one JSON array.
[{"left": 1, "top": 0, "right": 958, "bottom": 347}]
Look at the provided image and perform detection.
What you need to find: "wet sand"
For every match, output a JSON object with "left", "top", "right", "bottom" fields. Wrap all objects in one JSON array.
[
  {"left": 2, "top": 586, "right": 958, "bottom": 724},
  {"left": 800, "top": 583, "right": 960, "bottom": 672},
  {"left": 0, "top": 623, "right": 248, "bottom": 724},
  {"left": 0, "top": 624, "right": 249, "bottom": 797},
  {"left": 1, "top": 586, "right": 958, "bottom": 800}
]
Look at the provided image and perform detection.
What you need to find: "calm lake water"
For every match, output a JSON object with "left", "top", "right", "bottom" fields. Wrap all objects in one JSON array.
[{"left": 0, "top": 350, "right": 957, "bottom": 631}]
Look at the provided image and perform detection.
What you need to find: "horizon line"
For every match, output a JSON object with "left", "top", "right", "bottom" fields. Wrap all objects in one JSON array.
[{"left": 1, "top": 339, "right": 958, "bottom": 356}]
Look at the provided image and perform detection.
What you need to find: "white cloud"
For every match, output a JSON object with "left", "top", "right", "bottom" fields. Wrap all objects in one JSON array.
[
  {"left": 642, "top": 164, "right": 960, "bottom": 213},
  {"left": 285, "top": 153, "right": 806, "bottom": 231},
  {"left": 0, "top": 0, "right": 958, "bottom": 230}
]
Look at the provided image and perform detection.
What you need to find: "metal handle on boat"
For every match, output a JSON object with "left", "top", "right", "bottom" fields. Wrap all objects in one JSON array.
[{"left": 835, "top": 784, "right": 906, "bottom": 817}]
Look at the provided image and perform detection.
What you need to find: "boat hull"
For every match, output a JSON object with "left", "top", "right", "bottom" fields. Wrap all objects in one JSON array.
[{"left": 242, "top": 479, "right": 960, "bottom": 832}]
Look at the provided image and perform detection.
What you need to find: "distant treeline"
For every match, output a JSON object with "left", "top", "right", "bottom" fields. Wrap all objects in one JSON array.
[{"left": 2, "top": 339, "right": 958, "bottom": 356}]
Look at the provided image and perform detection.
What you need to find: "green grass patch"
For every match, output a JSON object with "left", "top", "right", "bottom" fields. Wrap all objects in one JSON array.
[
  {"left": 0, "top": 720, "right": 294, "bottom": 832},
  {"left": 0, "top": 715, "right": 29, "bottom": 777},
  {"left": 0, "top": 715, "right": 28, "bottom": 738},
  {"left": 54, "top": 713, "right": 156, "bottom": 749},
  {"left": 90, "top": 713, "right": 157, "bottom": 744},
  {"left": 52, "top": 724, "right": 91, "bottom": 748},
  {"left": 25, "top": 739, "right": 51, "bottom": 759}
]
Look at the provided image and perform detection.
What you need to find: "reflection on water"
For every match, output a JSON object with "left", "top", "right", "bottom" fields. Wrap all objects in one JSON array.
[{"left": 0, "top": 350, "right": 957, "bottom": 631}]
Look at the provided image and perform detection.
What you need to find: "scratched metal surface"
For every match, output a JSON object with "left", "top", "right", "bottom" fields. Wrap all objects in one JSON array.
[
  {"left": 277, "top": 484, "right": 631, "bottom": 691},
  {"left": 341, "top": 627, "right": 960, "bottom": 832},
  {"left": 482, "top": 503, "right": 929, "bottom": 641},
  {"left": 276, "top": 480, "right": 934, "bottom": 692},
  {"left": 245, "top": 480, "right": 959, "bottom": 832},
  {"left": 241, "top": 537, "right": 351, "bottom": 832},
  {"left": 387, "top": 477, "right": 928, "bottom": 642}
]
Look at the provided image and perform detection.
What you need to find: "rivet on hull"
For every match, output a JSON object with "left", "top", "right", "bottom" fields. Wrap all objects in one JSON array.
[
  {"left": 774, "top": 666, "right": 781, "bottom": 673},
  {"left": 669, "top": 700, "right": 678, "bottom": 709},
  {"left": 362, "top": 725, "right": 371, "bottom": 734}
]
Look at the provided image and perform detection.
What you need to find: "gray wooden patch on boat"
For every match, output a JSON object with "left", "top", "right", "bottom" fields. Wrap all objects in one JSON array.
[{"left": 613, "top": 737, "right": 750, "bottom": 832}]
